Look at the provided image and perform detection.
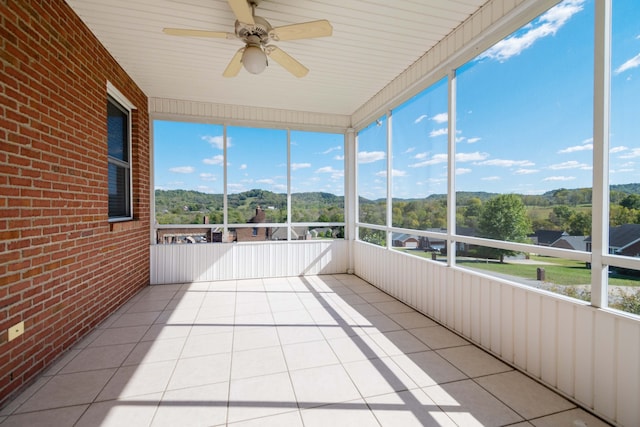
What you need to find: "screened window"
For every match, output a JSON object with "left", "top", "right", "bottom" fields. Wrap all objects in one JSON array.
[{"left": 107, "top": 95, "right": 132, "bottom": 220}]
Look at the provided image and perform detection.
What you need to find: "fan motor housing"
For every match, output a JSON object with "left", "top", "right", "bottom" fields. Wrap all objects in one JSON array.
[{"left": 235, "top": 16, "right": 272, "bottom": 44}]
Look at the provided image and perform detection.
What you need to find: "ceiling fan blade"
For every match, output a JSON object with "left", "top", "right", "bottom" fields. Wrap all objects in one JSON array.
[
  {"left": 269, "top": 20, "right": 332, "bottom": 41},
  {"left": 223, "top": 48, "right": 245, "bottom": 77},
  {"left": 265, "top": 45, "right": 308, "bottom": 78},
  {"left": 227, "top": 0, "right": 254, "bottom": 25},
  {"left": 163, "top": 28, "right": 234, "bottom": 39}
]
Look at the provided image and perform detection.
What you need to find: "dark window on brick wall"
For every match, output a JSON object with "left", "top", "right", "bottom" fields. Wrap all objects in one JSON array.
[{"left": 107, "top": 95, "right": 132, "bottom": 219}]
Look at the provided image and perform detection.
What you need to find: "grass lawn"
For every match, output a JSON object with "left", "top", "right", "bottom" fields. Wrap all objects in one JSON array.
[{"left": 394, "top": 248, "right": 640, "bottom": 287}]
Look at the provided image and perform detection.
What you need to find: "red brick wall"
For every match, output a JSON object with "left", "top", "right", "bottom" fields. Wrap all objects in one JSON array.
[{"left": 0, "top": 0, "right": 150, "bottom": 403}]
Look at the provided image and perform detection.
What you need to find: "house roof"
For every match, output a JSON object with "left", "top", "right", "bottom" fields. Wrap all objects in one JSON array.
[
  {"left": 609, "top": 224, "right": 640, "bottom": 250},
  {"left": 529, "top": 229, "right": 568, "bottom": 246},
  {"left": 65, "top": 0, "right": 488, "bottom": 118},
  {"left": 550, "top": 236, "right": 588, "bottom": 252}
]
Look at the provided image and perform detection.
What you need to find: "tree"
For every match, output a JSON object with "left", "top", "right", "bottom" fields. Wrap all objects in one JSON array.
[
  {"left": 478, "top": 194, "right": 532, "bottom": 262},
  {"left": 568, "top": 211, "right": 591, "bottom": 235},
  {"left": 620, "top": 194, "right": 640, "bottom": 210}
]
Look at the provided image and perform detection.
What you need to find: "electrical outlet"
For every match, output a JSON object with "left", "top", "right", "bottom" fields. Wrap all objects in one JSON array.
[{"left": 8, "top": 321, "right": 24, "bottom": 341}]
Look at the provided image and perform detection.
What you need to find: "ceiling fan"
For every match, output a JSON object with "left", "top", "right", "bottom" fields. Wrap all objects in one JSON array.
[{"left": 163, "top": 0, "right": 332, "bottom": 78}]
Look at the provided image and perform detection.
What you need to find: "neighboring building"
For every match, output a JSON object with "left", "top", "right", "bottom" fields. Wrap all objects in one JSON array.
[
  {"left": 235, "top": 207, "right": 271, "bottom": 242},
  {"left": 586, "top": 224, "right": 640, "bottom": 256},
  {"left": 550, "top": 236, "right": 588, "bottom": 252},
  {"left": 529, "top": 230, "right": 568, "bottom": 246},
  {"left": 392, "top": 233, "right": 420, "bottom": 248}
]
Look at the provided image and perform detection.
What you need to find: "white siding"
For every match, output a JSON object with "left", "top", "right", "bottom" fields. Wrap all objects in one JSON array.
[{"left": 353, "top": 240, "right": 640, "bottom": 426}]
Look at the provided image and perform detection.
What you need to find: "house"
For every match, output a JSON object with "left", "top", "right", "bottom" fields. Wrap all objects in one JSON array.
[
  {"left": 235, "top": 207, "right": 271, "bottom": 241},
  {"left": 586, "top": 224, "right": 640, "bottom": 256},
  {"left": 550, "top": 235, "right": 589, "bottom": 252},
  {"left": 529, "top": 229, "right": 569, "bottom": 246}
]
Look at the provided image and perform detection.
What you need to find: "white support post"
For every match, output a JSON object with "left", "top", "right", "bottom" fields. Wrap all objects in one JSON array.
[
  {"left": 447, "top": 70, "right": 457, "bottom": 267},
  {"left": 346, "top": 128, "right": 357, "bottom": 274},
  {"left": 386, "top": 111, "right": 393, "bottom": 250},
  {"left": 591, "top": 0, "right": 611, "bottom": 308}
]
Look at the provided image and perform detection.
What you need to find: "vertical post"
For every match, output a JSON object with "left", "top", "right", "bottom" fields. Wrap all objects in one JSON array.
[
  {"left": 223, "top": 124, "right": 229, "bottom": 241},
  {"left": 346, "top": 128, "right": 357, "bottom": 274},
  {"left": 286, "top": 129, "right": 292, "bottom": 241},
  {"left": 591, "top": 0, "right": 611, "bottom": 308},
  {"left": 447, "top": 69, "right": 457, "bottom": 267},
  {"left": 386, "top": 111, "right": 393, "bottom": 250}
]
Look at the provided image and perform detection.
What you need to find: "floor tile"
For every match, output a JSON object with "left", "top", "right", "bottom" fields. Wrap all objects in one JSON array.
[
  {"left": 124, "top": 336, "right": 186, "bottom": 365},
  {"left": 356, "top": 314, "right": 403, "bottom": 334},
  {"left": 76, "top": 393, "right": 161, "bottom": 427},
  {"left": 289, "top": 364, "right": 361, "bottom": 409},
  {"left": 372, "top": 300, "right": 414, "bottom": 314},
  {"left": 391, "top": 351, "right": 467, "bottom": 387},
  {"left": 300, "top": 398, "right": 380, "bottom": 427},
  {"left": 423, "top": 379, "right": 523, "bottom": 426},
  {"left": 167, "top": 353, "right": 231, "bottom": 390},
  {"left": 327, "top": 334, "right": 385, "bottom": 363},
  {"left": 0, "top": 405, "right": 88, "bottom": 427},
  {"left": 151, "top": 382, "right": 229, "bottom": 427},
  {"left": 98, "top": 360, "right": 175, "bottom": 400},
  {"left": 476, "top": 370, "right": 576, "bottom": 419},
  {"left": 342, "top": 357, "right": 417, "bottom": 398},
  {"left": 436, "top": 345, "right": 512, "bottom": 378},
  {"left": 366, "top": 388, "right": 456, "bottom": 427},
  {"left": 277, "top": 325, "right": 324, "bottom": 345},
  {"left": 388, "top": 311, "right": 437, "bottom": 329},
  {"left": 88, "top": 325, "right": 150, "bottom": 347},
  {"left": 230, "top": 346, "right": 288, "bottom": 379},
  {"left": 60, "top": 343, "right": 135, "bottom": 374},
  {"left": 227, "top": 372, "right": 298, "bottom": 423},
  {"left": 110, "top": 311, "right": 162, "bottom": 328},
  {"left": 142, "top": 323, "right": 192, "bottom": 341},
  {"left": 17, "top": 369, "right": 116, "bottom": 412},
  {"left": 368, "top": 330, "right": 430, "bottom": 356},
  {"left": 282, "top": 340, "right": 339, "bottom": 371},
  {"left": 181, "top": 331, "right": 233, "bottom": 358},
  {"left": 227, "top": 409, "right": 303, "bottom": 426},
  {"left": 409, "top": 325, "right": 468, "bottom": 350},
  {"left": 530, "top": 408, "right": 612, "bottom": 427}
]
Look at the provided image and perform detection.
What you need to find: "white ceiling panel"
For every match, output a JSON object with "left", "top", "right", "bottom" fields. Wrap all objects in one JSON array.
[{"left": 65, "top": 0, "right": 488, "bottom": 115}]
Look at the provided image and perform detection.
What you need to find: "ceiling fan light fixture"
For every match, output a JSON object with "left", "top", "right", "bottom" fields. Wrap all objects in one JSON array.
[{"left": 242, "top": 44, "right": 267, "bottom": 74}]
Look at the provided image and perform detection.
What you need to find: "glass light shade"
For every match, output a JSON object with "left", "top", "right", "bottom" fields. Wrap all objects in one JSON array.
[{"left": 242, "top": 45, "right": 267, "bottom": 74}]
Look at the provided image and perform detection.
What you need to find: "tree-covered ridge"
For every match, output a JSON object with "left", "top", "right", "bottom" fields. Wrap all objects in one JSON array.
[{"left": 156, "top": 184, "right": 640, "bottom": 227}]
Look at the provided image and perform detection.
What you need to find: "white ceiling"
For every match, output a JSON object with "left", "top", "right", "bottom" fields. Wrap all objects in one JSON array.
[{"left": 65, "top": 0, "right": 488, "bottom": 116}]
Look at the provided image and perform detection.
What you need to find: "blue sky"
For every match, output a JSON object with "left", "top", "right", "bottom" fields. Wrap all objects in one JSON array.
[{"left": 156, "top": 0, "right": 639, "bottom": 200}]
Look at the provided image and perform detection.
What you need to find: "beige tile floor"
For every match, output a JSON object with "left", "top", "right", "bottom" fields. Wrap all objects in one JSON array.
[{"left": 0, "top": 274, "right": 612, "bottom": 426}]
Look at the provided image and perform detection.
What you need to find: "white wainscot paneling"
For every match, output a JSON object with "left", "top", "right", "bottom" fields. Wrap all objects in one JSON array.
[
  {"left": 151, "top": 240, "right": 348, "bottom": 284},
  {"left": 353, "top": 241, "right": 640, "bottom": 427}
]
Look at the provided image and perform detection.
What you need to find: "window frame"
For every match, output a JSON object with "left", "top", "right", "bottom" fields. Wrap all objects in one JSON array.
[{"left": 107, "top": 82, "right": 135, "bottom": 222}]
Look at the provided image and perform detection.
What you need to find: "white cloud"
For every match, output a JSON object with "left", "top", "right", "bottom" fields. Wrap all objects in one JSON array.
[
  {"left": 619, "top": 148, "right": 640, "bottom": 159},
  {"left": 477, "top": 159, "right": 534, "bottom": 167},
  {"left": 169, "top": 166, "right": 195, "bottom": 174},
  {"left": 334, "top": 155, "right": 345, "bottom": 161},
  {"left": 321, "top": 146, "right": 342, "bottom": 155},
  {"left": 456, "top": 168, "right": 472, "bottom": 175},
  {"left": 482, "top": 176, "right": 501, "bottom": 181},
  {"left": 376, "top": 169, "right": 407, "bottom": 177},
  {"left": 239, "top": 164, "right": 247, "bottom": 170},
  {"left": 479, "top": 0, "right": 585, "bottom": 62},
  {"left": 256, "top": 178, "right": 275, "bottom": 185},
  {"left": 431, "top": 113, "right": 448, "bottom": 123},
  {"left": 358, "top": 151, "right": 386, "bottom": 164},
  {"left": 548, "top": 160, "right": 590, "bottom": 170},
  {"left": 466, "top": 137, "right": 481, "bottom": 144},
  {"left": 201, "top": 135, "right": 228, "bottom": 150},
  {"left": 610, "top": 146, "right": 628, "bottom": 153},
  {"left": 409, "top": 153, "right": 448, "bottom": 167},
  {"left": 291, "top": 162, "right": 311, "bottom": 171},
  {"left": 203, "top": 155, "right": 224, "bottom": 165},
  {"left": 458, "top": 152, "right": 489, "bottom": 162},
  {"left": 414, "top": 152, "right": 429, "bottom": 160},
  {"left": 543, "top": 176, "right": 576, "bottom": 181},
  {"left": 558, "top": 143, "right": 593, "bottom": 153},
  {"left": 514, "top": 168, "right": 540, "bottom": 175},
  {"left": 430, "top": 128, "right": 448, "bottom": 137},
  {"left": 199, "top": 173, "right": 217, "bottom": 181},
  {"left": 316, "top": 166, "right": 344, "bottom": 179},
  {"left": 404, "top": 147, "right": 416, "bottom": 154},
  {"left": 615, "top": 53, "right": 640, "bottom": 74},
  {"left": 414, "top": 114, "right": 428, "bottom": 124}
]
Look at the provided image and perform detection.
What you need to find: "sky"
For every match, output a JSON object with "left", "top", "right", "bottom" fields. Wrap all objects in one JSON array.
[{"left": 155, "top": 0, "right": 639, "bottom": 200}]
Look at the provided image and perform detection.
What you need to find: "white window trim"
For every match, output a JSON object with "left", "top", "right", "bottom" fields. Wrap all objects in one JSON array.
[{"left": 107, "top": 81, "right": 135, "bottom": 222}]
